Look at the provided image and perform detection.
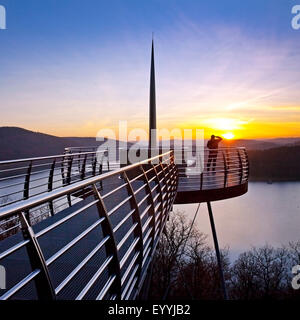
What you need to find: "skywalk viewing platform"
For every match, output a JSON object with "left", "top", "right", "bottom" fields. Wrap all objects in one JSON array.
[
  {"left": 176, "top": 147, "right": 249, "bottom": 203},
  {"left": 0, "top": 147, "right": 248, "bottom": 300}
]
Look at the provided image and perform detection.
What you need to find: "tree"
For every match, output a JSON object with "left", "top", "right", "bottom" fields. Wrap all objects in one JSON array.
[
  {"left": 149, "top": 211, "right": 196, "bottom": 299},
  {"left": 230, "top": 245, "right": 289, "bottom": 299},
  {"left": 149, "top": 210, "right": 230, "bottom": 300}
]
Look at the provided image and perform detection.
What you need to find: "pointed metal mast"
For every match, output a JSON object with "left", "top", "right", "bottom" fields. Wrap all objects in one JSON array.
[{"left": 149, "top": 38, "right": 157, "bottom": 149}]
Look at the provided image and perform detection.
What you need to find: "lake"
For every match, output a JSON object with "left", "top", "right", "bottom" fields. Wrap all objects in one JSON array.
[{"left": 174, "top": 182, "right": 300, "bottom": 261}]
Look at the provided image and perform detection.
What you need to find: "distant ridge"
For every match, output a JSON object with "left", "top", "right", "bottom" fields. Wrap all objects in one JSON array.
[
  {"left": 248, "top": 145, "right": 300, "bottom": 181},
  {"left": 0, "top": 127, "right": 117, "bottom": 161},
  {"left": 221, "top": 139, "right": 277, "bottom": 150}
]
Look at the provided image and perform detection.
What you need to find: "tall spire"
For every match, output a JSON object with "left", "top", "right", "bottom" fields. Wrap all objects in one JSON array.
[{"left": 149, "top": 38, "right": 157, "bottom": 149}]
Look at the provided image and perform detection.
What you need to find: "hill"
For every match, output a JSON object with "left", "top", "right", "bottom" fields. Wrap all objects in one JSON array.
[
  {"left": 248, "top": 145, "right": 300, "bottom": 181},
  {"left": 0, "top": 127, "right": 118, "bottom": 160},
  {"left": 221, "top": 139, "right": 279, "bottom": 150}
]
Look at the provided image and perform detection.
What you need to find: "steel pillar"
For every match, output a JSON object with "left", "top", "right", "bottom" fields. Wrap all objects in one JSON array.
[{"left": 207, "top": 201, "right": 228, "bottom": 300}]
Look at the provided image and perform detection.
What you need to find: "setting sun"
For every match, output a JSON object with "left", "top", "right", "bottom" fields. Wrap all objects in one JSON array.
[{"left": 223, "top": 132, "right": 235, "bottom": 140}]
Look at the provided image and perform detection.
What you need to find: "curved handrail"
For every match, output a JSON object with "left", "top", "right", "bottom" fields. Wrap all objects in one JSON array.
[
  {"left": 0, "top": 150, "right": 107, "bottom": 165},
  {"left": 177, "top": 147, "right": 249, "bottom": 192}
]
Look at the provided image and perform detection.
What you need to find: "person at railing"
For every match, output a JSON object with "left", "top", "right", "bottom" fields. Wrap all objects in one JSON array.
[{"left": 207, "top": 135, "right": 223, "bottom": 172}]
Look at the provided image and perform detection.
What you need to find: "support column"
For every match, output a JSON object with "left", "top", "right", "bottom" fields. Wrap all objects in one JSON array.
[{"left": 207, "top": 201, "right": 228, "bottom": 300}]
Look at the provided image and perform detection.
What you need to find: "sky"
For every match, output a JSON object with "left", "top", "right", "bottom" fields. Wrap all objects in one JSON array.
[{"left": 0, "top": 0, "right": 300, "bottom": 139}]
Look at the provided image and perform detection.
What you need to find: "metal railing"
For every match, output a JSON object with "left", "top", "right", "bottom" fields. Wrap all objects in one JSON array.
[
  {"left": 177, "top": 147, "right": 249, "bottom": 191},
  {"left": 0, "top": 149, "right": 109, "bottom": 208},
  {"left": 0, "top": 149, "right": 109, "bottom": 239},
  {"left": 65, "top": 146, "right": 122, "bottom": 171},
  {"left": 0, "top": 146, "right": 248, "bottom": 239},
  {"left": 0, "top": 151, "right": 178, "bottom": 300}
]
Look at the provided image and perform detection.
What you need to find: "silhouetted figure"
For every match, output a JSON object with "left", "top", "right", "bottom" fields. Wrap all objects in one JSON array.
[{"left": 207, "top": 135, "right": 222, "bottom": 172}]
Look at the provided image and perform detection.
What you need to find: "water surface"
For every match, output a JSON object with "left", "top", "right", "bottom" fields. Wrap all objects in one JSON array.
[{"left": 174, "top": 182, "right": 300, "bottom": 261}]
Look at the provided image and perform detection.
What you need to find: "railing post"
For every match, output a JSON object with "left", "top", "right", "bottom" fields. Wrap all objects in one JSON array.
[
  {"left": 66, "top": 156, "right": 73, "bottom": 185},
  {"left": 106, "top": 148, "right": 110, "bottom": 171},
  {"left": 48, "top": 159, "right": 56, "bottom": 216},
  {"left": 98, "top": 156, "right": 103, "bottom": 189},
  {"left": 170, "top": 153, "right": 178, "bottom": 200},
  {"left": 61, "top": 156, "right": 66, "bottom": 185},
  {"left": 48, "top": 159, "right": 55, "bottom": 192},
  {"left": 140, "top": 164, "right": 156, "bottom": 255},
  {"left": 152, "top": 156, "right": 165, "bottom": 234},
  {"left": 170, "top": 154, "right": 178, "bottom": 211},
  {"left": 19, "top": 212, "right": 55, "bottom": 300},
  {"left": 122, "top": 171, "right": 144, "bottom": 292},
  {"left": 80, "top": 154, "right": 88, "bottom": 180},
  {"left": 181, "top": 148, "right": 185, "bottom": 168},
  {"left": 222, "top": 151, "right": 228, "bottom": 188},
  {"left": 244, "top": 149, "right": 250, "bottom": 180},
  {"left": 165, "top": 154, "right": 174, "bottom": 212},
  {"left": 92, "top": 184, "right": 122, "bottom": 299},
  {"left": 200, "top": 172, "right": 203, "bottom": 190},
  {"left": 172, "top": 151, "right": 179, "bottom": 193},
  {"left": 92, "top": 155, "right": 97, "bottom": 176},
  {"left": 24, "top": 161, "right": 32, "bottom": 200},
  {"left": 197, "top": 152, "right": 204, "bottom": 190},
  {"left": 65, "top": 156, "right": 73, "bottom": 207},
  {"left": 166, "top": 164, "right": 173, "bottom": 210},
  {"left": 237, "top": 149, "right": 243, "bottom": 185},
  {"left": 61, "top": 155, "right": 71, "bottom": 185},
  {"left": 163, "top": 154, "right": 174, "bottom": 214},
  {"left": 24, "top": 161, "right": 32, "bottom": 223},
  {"left": 159, "top": 154, "right": 170, "bottom": 220},
  {"left": 77, "top": 153, "right": 81, "bottom": 172}
]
